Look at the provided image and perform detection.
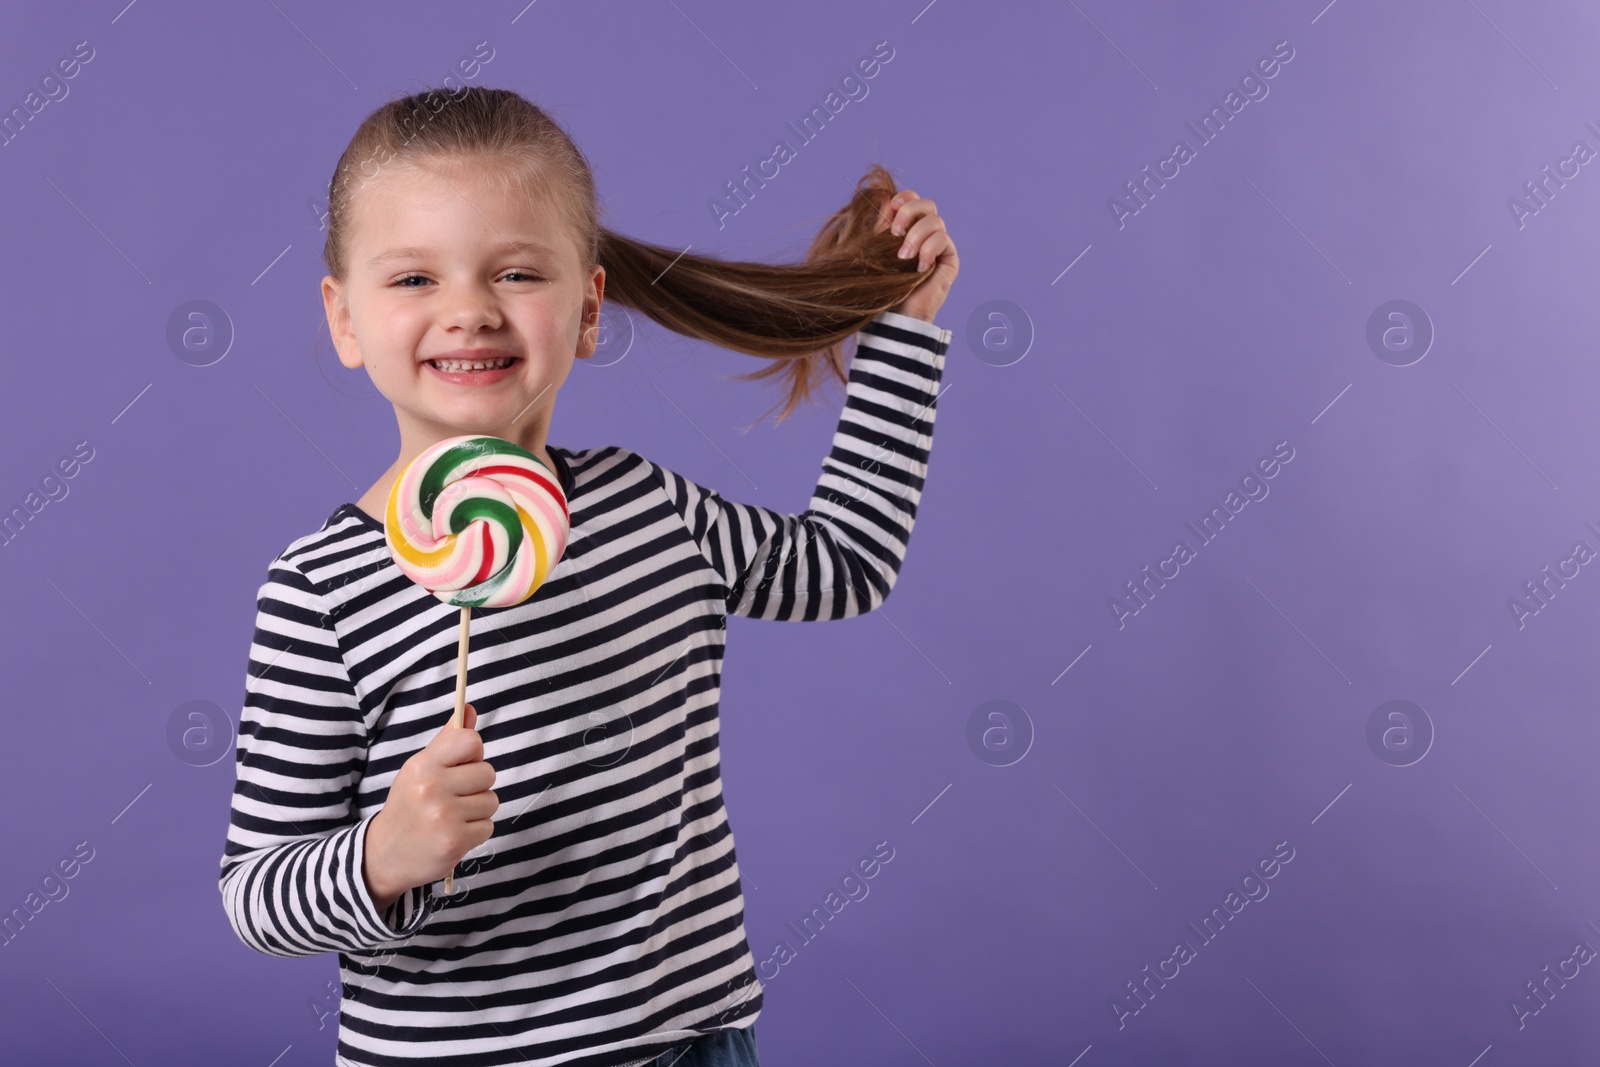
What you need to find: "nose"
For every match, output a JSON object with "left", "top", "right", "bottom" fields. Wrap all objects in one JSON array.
[{"left": 438, "top": 279, "right": 504, "bottom": 332}]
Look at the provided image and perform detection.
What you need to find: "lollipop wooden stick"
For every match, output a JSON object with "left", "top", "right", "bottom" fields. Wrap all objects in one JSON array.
[
  {"left": 453, "top": 606, "right": 471, "bottom": 731},
  {"left": 383, "top": 435, "right": 571, "bottom": 897},
  {"left": 446, "top": 605, "right": 471, "bottom": 893}
]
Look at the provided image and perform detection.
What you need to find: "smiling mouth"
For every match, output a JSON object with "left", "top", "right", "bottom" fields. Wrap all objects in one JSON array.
[{"left": 427, "top": 356, "right": 519, "bottom": 372}]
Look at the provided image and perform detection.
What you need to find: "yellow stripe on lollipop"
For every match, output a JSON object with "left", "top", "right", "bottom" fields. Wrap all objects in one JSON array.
[
  {"left": 385, "top": 476, "right": 466, "bottom": 570},
  {"left": 517, "top": 501, "right": 550, "bottom": 592}
]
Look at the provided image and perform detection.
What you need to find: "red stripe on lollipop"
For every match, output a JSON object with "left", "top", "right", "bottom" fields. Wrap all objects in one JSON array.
[
  {"left": 471, "top": 521, "right": 494, "bottom": 586},
  {"left": 472, "top": 464, "right": 569, "bottom": 522}
]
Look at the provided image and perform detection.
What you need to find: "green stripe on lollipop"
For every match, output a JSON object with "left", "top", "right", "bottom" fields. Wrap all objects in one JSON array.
[
  {"left": 445, "top": 574, "right": 508, "bottom": 608},
  {"left": 417, "top": 436, "right": 533, "bottom": 520},
  {"left": 442, "top": 497, "right": 522, "bottom": 608}
]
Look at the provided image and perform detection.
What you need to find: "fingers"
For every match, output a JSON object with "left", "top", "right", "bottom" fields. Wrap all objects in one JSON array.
[
  {"left": 431, "top": 704, "right": 496, "bottom": 793},
  {"left": 441, "top": 759, "right": 497, "bottom": 797},
  {"left": 873, "top": 188, "right": 908, "bottom": 233},
  {"left": 877, "top": 192, "right": 947, "bottom": 268},
  {"left": 450, "top": 788, "right": 499, "bottom": 860},
  {"left": 876, "top": 189, "right": 925, "bottom": 234},
  {"left": 459, "top": 788, "right": 500, "bottom": 822},
  {"left": 435, "top": 703, "right": 477, "bottom": 741},
  {"left": 922, "top": 232, "right": 958, "bottom": 276},
  {"left": 886, "top": 193, "right": 935, "bottom": 239},
  {"left": 875, "top": 192, "right": 909, "bottom": 234},
  {"left": 430, "top": 725, "right": 485, "bottom": 769},
  {"left": 898, "top": 216, "right": 942, "bottom": 268},
  {"left": 898, "top": 214, "right": 951, "bottom": 271}
]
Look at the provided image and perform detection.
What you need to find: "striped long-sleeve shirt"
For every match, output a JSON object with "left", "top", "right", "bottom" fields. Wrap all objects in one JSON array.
[{"left": 218, "top": 310, "right": 951, "bottom": 1066}]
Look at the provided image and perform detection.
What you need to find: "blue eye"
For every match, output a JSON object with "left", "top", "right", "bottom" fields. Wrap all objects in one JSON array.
[
  {"left": 502, "top": 270, "right": 543, "bottom": 282},
  {"left": 395, "top": 274, "right": 429, "bottom": 287}
]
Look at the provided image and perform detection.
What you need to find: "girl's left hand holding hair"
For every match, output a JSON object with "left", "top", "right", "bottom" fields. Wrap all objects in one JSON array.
[{"left": 879, "top": 189, "right": 959, "bottom": 324}]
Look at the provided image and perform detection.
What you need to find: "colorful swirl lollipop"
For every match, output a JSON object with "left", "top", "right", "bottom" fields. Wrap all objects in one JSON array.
[
  {"left": 384, "top": 434, "right": 570, "bottom": 609},
  {"left": 382, "top": 434, "right": 569, "bottom": 893}
]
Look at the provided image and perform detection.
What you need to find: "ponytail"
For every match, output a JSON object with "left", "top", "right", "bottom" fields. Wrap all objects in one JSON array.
[{"left": 596, "top": 162, "right": 935, "bottom": 422}]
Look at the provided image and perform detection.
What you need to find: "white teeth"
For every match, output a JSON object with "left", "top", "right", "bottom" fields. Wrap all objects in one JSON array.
[{"left": 431, "top": 356, "right": 513, "bottom": 371}]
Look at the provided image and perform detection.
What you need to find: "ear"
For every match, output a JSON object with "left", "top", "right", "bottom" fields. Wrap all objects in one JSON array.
[
  {"left": 576, "top": 264, "right": 606, "bottom": 360},
  {"left": 321, "top": 275, "right": 363, "bottom": 370}
]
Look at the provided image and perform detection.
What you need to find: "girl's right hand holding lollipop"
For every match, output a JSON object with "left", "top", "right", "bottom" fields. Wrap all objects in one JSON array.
[{"left": 363, "top": 703, "right": 499, "bottom": 915}]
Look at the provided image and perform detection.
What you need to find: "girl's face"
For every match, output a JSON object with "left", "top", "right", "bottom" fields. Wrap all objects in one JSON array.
[{"left": 321, "top": 156, "right": 603, "bottom": 459}]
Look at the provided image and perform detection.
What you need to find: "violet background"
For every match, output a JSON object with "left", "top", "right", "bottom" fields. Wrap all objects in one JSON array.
[{"left": 3, "top": 0, "right": 1599, "bottom": 1063}]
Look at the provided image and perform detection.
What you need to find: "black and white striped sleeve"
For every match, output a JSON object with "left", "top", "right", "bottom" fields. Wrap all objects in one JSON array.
[
  {"left": 218, "top": 556, "right": 435, "bottom": 958},
  {"left": 657, "top": 309, "right": 951, "bottom": 621}
]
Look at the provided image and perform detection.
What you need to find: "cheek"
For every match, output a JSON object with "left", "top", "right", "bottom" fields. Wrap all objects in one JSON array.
[
  {"left": 351, "top": 314, "right": 427, "bottom": 387},
  {"left": 362, "top": 300, "right": 427, "bottom": 350},
  {"left": 530, "top": 296, "right": 574, "bottom": 330},
  {"left": 377, "top": 298, "right": 429, "bottom": 334}
]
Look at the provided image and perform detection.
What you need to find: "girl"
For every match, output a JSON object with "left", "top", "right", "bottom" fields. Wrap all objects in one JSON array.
[{"left": 219, "top": 86, "right": 957, "bottom": 1067}]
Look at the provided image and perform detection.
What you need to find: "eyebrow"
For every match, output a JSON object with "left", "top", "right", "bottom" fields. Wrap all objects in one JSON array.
[{"left": 367, "top": 239, "right": 561, "bottom": 268}]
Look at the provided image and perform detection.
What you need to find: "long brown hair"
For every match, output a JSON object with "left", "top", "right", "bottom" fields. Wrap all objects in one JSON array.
[{"left": 322, "top": 86, "right": 938, "bottom": 424}]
